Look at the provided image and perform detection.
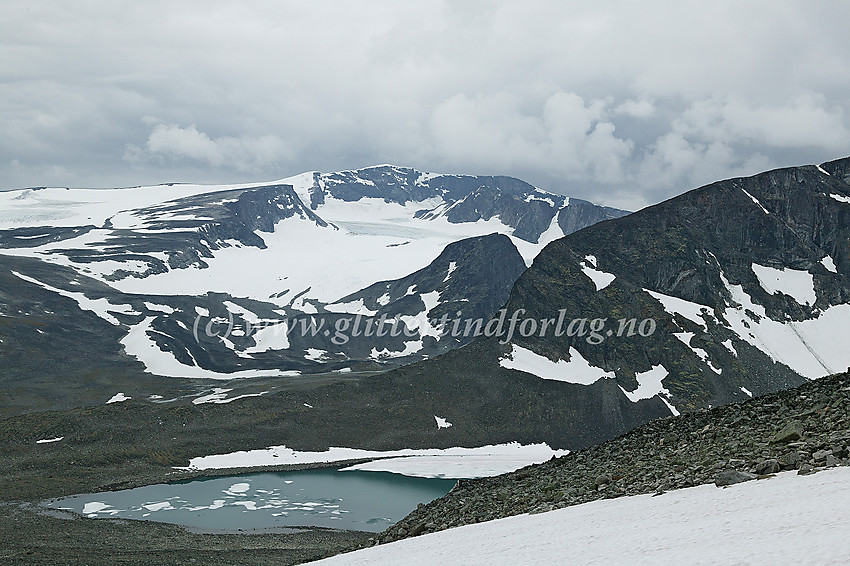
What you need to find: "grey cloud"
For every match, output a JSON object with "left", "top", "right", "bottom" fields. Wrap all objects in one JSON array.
[
  {"left": 124, "top": 123, "right": 292, "bottom": 173},
  {"left": 2, "top": 0, "right": 849, "bottom": 210}
]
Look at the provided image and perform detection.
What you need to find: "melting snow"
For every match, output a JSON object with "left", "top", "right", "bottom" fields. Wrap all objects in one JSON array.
[
  {"left": 304, "top": 348, "right": 326, "bottom": 362},
  {"left": 673, "top": 332, "right": 722, "bottom": 374},
  {"left": 11, "top": 271, "right": 137, "bottom": 326},
  {"left": 310, "top": 467, "right": 850, "bottom": 566},
  {"left": 180, "top": 442, "right": 569, "bottom": 479},
  {"left": 325, "top": 298, "right": 378, "bottom": 316},
  {"left": 121, "top": 316, "right": 300, "bottom": 379},
  {"left": 499, "top": 344, "right": 614, "bottom": 385},
  {"left": 618, "top": 365, "right": 679, "bottom": 416},
  {"left": 106, "top": 392, "right": 130, "bottom": 404},
  {"left": 821, "top": 255, "right": 837, "bottom": 273},
  {"left": 580, "top": 255, "right": 615, "bottom": 291},
  {"left": 741, "top": 188, "right": 769, "bottom": 214},
  {"left": 245, "top": 321, "right": 290, "bottom": 353},
  {"left": 751, "top": 263, "right": 816, "bottom": 306},
  {"left": 371, "top": 340, "right": 424, "bottom": 359},
  {"left": 644, "top": 289, "right": 712, "bottom": 332},
  {"left": 443, "top": 261, "right": 458, "bottom": 282},
  {"left": 719, "top": 271, "right": 850, "bottom": 378},
  {"left": 193, "top": 388, "right": 269, "bottom": 404},
  {"left": 144, "top": 302, "right": 175, "bottom": 314}
]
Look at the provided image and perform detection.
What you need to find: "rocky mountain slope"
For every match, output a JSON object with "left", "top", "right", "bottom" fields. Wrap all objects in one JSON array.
[
  {"left": 381, "top": 368, "right": 850, "bottom": 543},
  {"left": 351, "top": 157, "right": 850, "bottom": 451},
  {"left": 0, "top": 166, "right": 625, "bottom": 414}
]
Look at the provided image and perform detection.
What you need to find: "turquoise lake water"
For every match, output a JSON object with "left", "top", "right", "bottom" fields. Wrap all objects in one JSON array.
[{"left": 47, "top": 468, "right": 456, "bottom": 532}]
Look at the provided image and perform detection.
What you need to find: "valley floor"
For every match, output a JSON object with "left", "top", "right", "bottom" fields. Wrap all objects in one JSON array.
[
  {"left": 310, "top": 466, "right": 850, "bottom": 565},
  {"left": 0, "top": 502, "right": 371, "bottom": 566}
]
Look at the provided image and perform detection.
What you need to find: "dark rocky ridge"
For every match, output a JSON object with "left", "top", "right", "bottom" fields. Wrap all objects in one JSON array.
[
  {"left": 502, "top": 160, "right": 850, "bottom": 405},
  {"left": 308, "top": 165, "right": 629, "bottom": 243},
  {"left": 62, "top": 184, "right": 325, "bottom": 278},
  {"left": 381, "top": 369, "right": 850, "bottom": 544},
  {"left": 327, "top": 233, "right": 527, "bottom": 358},
  {"left": 369, "top": 158, "right": 850, "bottom": 456}
]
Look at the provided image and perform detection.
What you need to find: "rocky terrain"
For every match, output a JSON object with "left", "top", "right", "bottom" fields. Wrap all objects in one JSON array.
[
  {"left": 0, "top": 502, "right": 371, "bottom": 566},
  {"left": 0, "top": 165, "right": 626, "bottom": 415},
  {"left": 380, "top": 369, "right": 850, "bottom": 544}
]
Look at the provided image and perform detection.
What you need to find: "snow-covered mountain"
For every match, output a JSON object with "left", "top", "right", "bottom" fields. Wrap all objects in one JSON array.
[
  {"left": 0, "top": 165, "right": 626, "bottom": 412},
  {"left": 317, "top": 157, "right": 850, "bottom": 451}
]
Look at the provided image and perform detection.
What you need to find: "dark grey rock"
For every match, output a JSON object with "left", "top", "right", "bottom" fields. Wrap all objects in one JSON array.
[
  {"left": 755, "top": 459, "right": 781, "bottom": 475},
  {"left": 812, "top": 449, "right": 832, "bottom": 462},
  {"left": 715, "top": 470, "right": 758, "bottom": 487},
  {"left": 772, "top": 422, "right": 804, "bottom": 444},
  {"left": 594, "top": 473, "right": 612, "bottom": 487},
  {"left": 798, "top": 463, "right": 816, "bottom": 476}
]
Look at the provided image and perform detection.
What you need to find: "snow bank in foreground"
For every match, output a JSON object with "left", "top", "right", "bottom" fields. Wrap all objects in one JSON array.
[
  {"left": 312, "top": 467, "right": 850, "bottom": 566},
  {"left": 178, "top": 442, "right": 568, "bottom": 479}
]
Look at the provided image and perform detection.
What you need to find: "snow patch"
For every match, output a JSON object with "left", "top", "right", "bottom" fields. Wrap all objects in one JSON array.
[
  {"left": 325, "top": 298, "right": 378, "bottom": 316},
  {"left": 11, "top": 271, "right": 137, "bottom": 326},
  {"left": 719, "top": 271, "right": 850, "bottom": 379},
  {"left": 434, "top": 416, "right": 453, "bottom": 429},
  {"left": 144, "top": 302, "right": 175, "bottom": 314},
  {"left": 742, "top": 188, "right": 769, "bottom": 213},
  {"left": 499, "top": 344, "right": 614, "bottom": 385},
  {"left": 644, "top": 289, "right": 712, "bottom": 331},
  {"left": 673, "top": 332, "right": 722, "bottom": 374},
  {"left": 443, "top": 261, "right": 457, "bottom": 282},
  {"left": 752, "top": 263, "right": 816, "bottom": 306},
  {"left": 304, "top": 348, "right": 327, "bottom": 362},
  {"left": 106, "top": 392, "right": 130, "bottom": 404},
  {"left": 830, "top": 193, "right": 850, "bottom": 204},
  {"left": 371, "top": 340, "right": 424, "bottom": 359},
  {"left": 580, "top": 255, "right": 615, "bottom": 291},
  {"left": 193, "top": 388, "right": 269, "bottom": 404},
  {"left": 618, "top": 365, "right": 679, "bottom": 416},
  {"left": 121, "top": 316, "right": 300, "bottom": 379},
  {"left": 180, "top": 442, "right": 569, "bottom": 479},
  {"left": 821, "top": 255, "right": 837, "bottom": 273},
  {"left": 245, "top": 321, "right": 290, "bottom": 353}
]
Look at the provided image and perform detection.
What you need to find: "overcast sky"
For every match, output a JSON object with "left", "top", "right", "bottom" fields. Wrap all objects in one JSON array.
[{"left": 2, "top": 1, "right": 849, "bottom": 209}]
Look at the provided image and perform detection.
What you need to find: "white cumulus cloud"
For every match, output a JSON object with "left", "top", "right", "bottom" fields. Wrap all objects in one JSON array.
[{"left": 124, "top": 123, "right": 291, "bottom": 173}]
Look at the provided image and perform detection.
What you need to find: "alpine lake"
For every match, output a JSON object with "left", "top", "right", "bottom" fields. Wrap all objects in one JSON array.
[{"left": 46, "top": 467, "right": 457, "bottom": 533}]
